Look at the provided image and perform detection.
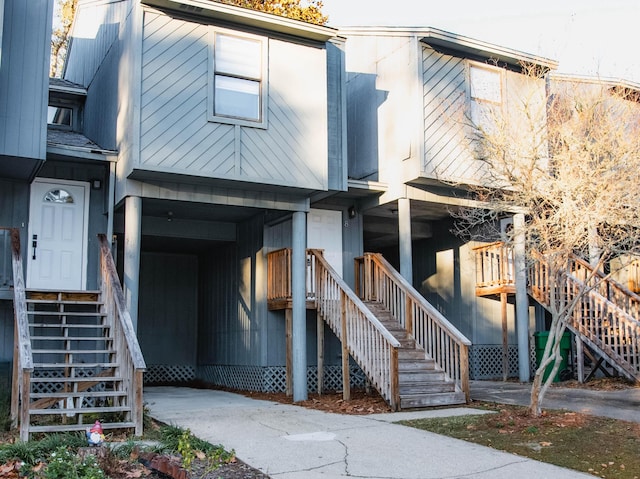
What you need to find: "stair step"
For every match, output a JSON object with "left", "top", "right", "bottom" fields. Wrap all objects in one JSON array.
[
  {"left": 32, "top": 336, "right": 113, "bottom": 341},
  {"left": 29, "top": 406, "right": 130, "bottom": 415},
  {"left": 399, "top": 382, "right": 457, "bottom": 394},
  {"left": 398, "top": 359, "right": 436, "bottom": 370},
  {"left": 398, "top": 349, "right": 428, "bottom": 360},
  {"left": 399, "top": 370, "right": 445, "bottom": 382},
  {"left": 27, "top": 299, "right": 102, "bottom": 305},
  {"left": 30, "top": 391, "right": 127, "bottom": 399},
  {"left": 29, "top": 422, "right": 135, "bottom": 434},
  {"left": 34, "top": 362, "right": 118, "bottom": 369},
  {"left": 33, "top": 349, "right": 115, "bottom": 355},
  {"left": 31, "top": 376, "right": 122, "bottom": 383},
  {"left": 28, "top": 311, "right": 106, "bottom": 317},
  {"left": 400, "top": 391, "right": 466, "bottom": 409},
  {"left": 30, "top": 324, "right": 109, "bottom": 329}
]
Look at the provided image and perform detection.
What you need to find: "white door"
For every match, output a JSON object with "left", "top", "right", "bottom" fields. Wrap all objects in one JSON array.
[
  {"left": 27, "top": 179, "right": 90, "bottom": 290},
  {"left": 307, "top": 209, "right": 343, "bottom": 277}
]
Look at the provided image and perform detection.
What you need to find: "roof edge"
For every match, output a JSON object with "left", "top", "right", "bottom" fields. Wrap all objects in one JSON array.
[
  {"left": 340, "top": 26, "right": 558, "bottom": 70},
  {"left": 142, "top": 0, "right": 338, "bottom": 42}
]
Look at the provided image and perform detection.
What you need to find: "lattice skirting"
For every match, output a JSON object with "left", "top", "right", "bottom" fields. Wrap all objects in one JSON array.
[
  {"left": 470, "top": 344, "right": 537, "bottom": 380},
  {"left": 196, "top": 364, "right": 366, "bottom": 393},
  {"left": 144, "top": 365, "right": 196, "bottom": 384},
  {"left": 31, "top": 369, "right": 106, "bottom": 407}
]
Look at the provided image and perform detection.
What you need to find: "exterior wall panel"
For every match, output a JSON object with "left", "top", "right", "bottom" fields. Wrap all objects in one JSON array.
[
  {"left": 139, "top": 11, "right": 328, "bottom": 190},
  {"left": 0, "top": 0, "right": 52, "bottom": 161}
]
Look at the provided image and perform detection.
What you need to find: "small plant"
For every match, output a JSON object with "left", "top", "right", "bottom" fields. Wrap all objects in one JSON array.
[
  {"left": 44, "top": 446, "right": 105, "bottom": 479},
  {"left": 177, "top": 429, "right": 196, "bottom": 471}
]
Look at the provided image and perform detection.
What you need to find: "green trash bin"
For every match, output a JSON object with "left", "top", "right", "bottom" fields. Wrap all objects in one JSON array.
[{"left": 534, "top": 331, "right": 571, "bottom": 382}]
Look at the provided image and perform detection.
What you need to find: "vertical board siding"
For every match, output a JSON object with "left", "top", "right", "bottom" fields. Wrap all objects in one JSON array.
[
  {"left": 421, "top": 46, "right": 482, "bottom": 182},
  {"left": 0, "top": 0, "right": 52, "bottom": 160},
  {"left": 64, "top": 0, "right": 131, "bottom": 150},
  {"left": 138, "top": 252, "right": 198, "bottom": 366},
  {"left": 0, "top": 302, "right": 13, "bottom": 363},
  {"left": 140, "top": 12, "right": 328, "bottom": 190}
]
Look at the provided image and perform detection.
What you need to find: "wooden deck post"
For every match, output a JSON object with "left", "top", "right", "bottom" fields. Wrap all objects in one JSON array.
[
  {"left": 340, "top": 291, "right": 350, "bottom": 401},
  {"left": 317, "top": 311, "right": 324, "bottom": 395},
  {"left": 460, "top": 345, "right": 470, "bottom": 403},
  {"left": 390, "top": 348, "right": 399, "bottom": 411},
  {"left": 134, "top": 370, "right": 144, "bottom": 436},
  {"left": 20, "top": 370, "right": 30, "bottom": 441}
]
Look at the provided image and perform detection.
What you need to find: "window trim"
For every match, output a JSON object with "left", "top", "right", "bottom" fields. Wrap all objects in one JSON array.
[
  {"left": 467, "top": 60, "right": 505, "bottom": 131},
  {"left": 207, "top": 27, "right": 268, "bottom": 128}
]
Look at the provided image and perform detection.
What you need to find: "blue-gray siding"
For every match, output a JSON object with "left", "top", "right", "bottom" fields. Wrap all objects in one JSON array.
[
  {"left": 139, "top": 11, "right": 328, "bottom": 190},
  {"left": 138, "top": 252, "right": 198, "bottom": 366},
  {"left": 0, "top": 0, "right": 52, "bottom": 161}
]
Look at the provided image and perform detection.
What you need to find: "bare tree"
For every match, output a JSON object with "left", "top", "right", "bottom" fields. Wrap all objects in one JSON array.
[
  {"left": 455, "top": 68, "right": 640, "bottom": 416},
  {"left": 51, "top": 0, "right": 77, "bottom": 77}
]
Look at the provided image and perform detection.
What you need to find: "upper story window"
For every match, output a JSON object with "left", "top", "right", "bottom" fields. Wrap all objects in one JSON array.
[
  {"left": 48, "top": 105, "right": 73, "bottom": 129},
  {"left": 209, "top": 29, "right": 267, "bottom": 128},
  {"left": 468, "top": 62, "right": 503, "bottom": 132}
]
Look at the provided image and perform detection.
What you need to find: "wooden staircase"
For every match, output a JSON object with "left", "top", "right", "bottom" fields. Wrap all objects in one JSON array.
[
  {"left": 365, "top": 301, "right": 466, "bottom": 408},
  {"left": 9, "top": 231, "right": 146, "bottom": 440},
  {"left": 529, "top": 251, "right": 640, "bottom": 382},
  {"left": 268, "top": 248, "right": 471, "bottom": 410},
  {"left": 474, "top": 242, "right": 640, "bottom": 383},
  {"left": 25, "top": 290, "right": 134, "bottom": 434}
]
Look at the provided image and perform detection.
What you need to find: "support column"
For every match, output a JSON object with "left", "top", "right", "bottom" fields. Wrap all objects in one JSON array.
[
  {"left": 513, "top": 213, "right": 530, "bottom": 382},
  {"left": 398, "top": 198, "right": 413, "bottom": 282},
  {"left": 124, "top": 195, "right": 142, "bottom": 331},
  {"left": 291, "top": 211, "right": 308, "bottom": 401}
]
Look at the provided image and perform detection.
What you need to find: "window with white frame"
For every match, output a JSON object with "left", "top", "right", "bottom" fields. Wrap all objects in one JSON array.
[
  {"left": 209, "top": 30, "right": 266, "bottom": 126},
  {"left": 469, "top": 63, "right": 503, "bottom": 132}
]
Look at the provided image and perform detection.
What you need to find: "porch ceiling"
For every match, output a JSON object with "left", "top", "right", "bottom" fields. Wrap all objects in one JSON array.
[{"left": 141, "top": 198, "right": 261, "bottom": 223}]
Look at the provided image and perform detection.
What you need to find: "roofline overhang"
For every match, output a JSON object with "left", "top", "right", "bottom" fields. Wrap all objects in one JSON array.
[
  {"left": 48, "top": 82, "right": 87, "bottom": 97},
  {"left": 47, "top": 144, "right": 118, "bottom": 162},
  {"left": 141, "top": 0, "right": 338, "bottom": 42},
  {"left": 550, "top": 72, "right": 640, "bottom": 93},
  {"left": 339, "top": 26, "right": 558, "bottom": 71}
]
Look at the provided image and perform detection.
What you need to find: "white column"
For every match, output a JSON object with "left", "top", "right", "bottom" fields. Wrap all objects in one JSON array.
[
  {"left": 124, "top": 195, "right": 142, "bottom": 331},
  {"left": 291, "top": 211, "right": 308, "bottom": 401},
  {"left": 514, "top": 213, "right": 530, "bottom": 382},
  {"left": 398, "top": 198, "right": 413, "bottom": 282}
]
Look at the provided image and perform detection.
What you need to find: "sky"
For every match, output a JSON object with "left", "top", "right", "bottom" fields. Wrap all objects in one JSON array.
[{"left": 319, "top": 0, "right": 640, "bottom": 82}]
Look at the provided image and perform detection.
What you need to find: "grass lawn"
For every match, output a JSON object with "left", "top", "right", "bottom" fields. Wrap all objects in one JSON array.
[{"left": 399, "top": 402, "right": 640, "bottom": 479}]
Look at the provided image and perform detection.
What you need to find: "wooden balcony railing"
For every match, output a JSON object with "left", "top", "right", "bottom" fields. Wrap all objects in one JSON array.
[
  {"left": 473, "top": 242, "right": 515, "bottom": 296},
  {"left": 97, "top": 234, "right": 146, "bottom": 435},
  {"left": 355, "top": 253, "right": 471, "bottom": 401}
]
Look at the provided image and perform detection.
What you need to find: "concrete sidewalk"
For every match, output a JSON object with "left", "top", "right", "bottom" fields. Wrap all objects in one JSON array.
[
  {"left": 471, "top": 380, "right": 640, "bottom": 423},
  {"left": 145, "top": 386, "right": 593, "bottom": 479}
]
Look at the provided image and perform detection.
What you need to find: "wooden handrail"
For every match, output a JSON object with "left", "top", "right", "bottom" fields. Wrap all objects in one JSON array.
[
  {"left": 7, "top": 228, "right": 33, "bottom": 439},
  {"left": 356, "top": 253, "right": 472, "bottom": 401},
  {"left": 309, "top": 249, "right": 401, "bottom": 409},
  {"left": 97, "top": 234, "right": 146, "bottom": 434}
]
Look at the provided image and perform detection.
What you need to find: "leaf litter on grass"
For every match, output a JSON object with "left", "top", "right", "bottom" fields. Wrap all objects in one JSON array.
[{"left": 399, "top": 402, "right": 640, "bottom": 479}]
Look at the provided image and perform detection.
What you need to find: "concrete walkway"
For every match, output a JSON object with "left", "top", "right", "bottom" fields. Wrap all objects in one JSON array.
[
  {"left": 471, "top": 380, "right": 640, "bottom": 423},
  {"left": 145, "top": 386, "right": 595, "bottom": 479}
]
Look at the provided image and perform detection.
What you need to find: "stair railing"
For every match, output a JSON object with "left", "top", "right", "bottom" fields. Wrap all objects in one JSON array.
[
  {"left": 529, "top": 250, "right": 640, "bottom": 380},
  {"left": 97, "top": 234, "right": 146, "bottom": 435},
  {"left": 307, "top": 249, "right": 401, "bottom": 410},
  {"left": 7, "top": 228, "right": 33, "bottom": 441},
  {"left": 355, "top": 253, "right": 471, "bottom": 401}
]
